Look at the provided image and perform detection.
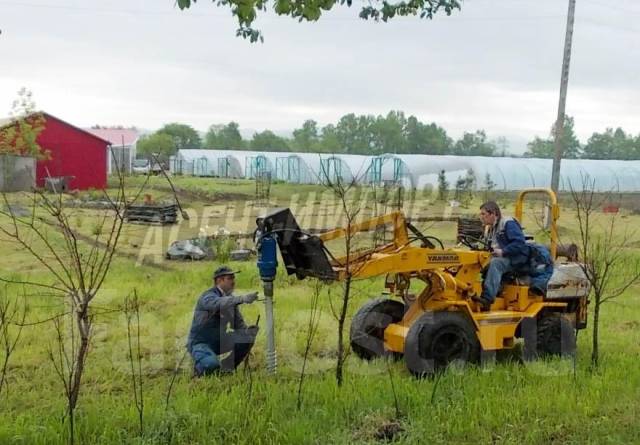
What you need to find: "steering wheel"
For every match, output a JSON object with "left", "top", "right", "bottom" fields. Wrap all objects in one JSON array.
[{"left": 459, "top": 234, "right": 490, "bottom": 251}]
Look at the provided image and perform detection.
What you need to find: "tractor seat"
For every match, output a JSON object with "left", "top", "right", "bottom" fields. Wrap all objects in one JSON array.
[{"left": 502, "top": 271, "right": 529, "bottom": 286}]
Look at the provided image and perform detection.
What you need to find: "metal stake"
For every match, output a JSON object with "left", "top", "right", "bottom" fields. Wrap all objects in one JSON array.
[{"left": 263, "top": 280, "right": 277, "bottom": 374}]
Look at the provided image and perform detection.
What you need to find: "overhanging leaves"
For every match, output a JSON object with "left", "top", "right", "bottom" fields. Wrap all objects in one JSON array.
[{"left": 176, "top": 0, "right": 461, "bottom": 42}]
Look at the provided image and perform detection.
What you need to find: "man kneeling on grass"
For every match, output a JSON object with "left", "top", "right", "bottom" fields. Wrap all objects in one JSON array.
[{"left": 187, "top": 266, "right": 259, "bottom": 376}]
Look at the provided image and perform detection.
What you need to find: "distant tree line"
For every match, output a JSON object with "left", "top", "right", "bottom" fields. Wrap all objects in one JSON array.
[
  {"left": 524, "top": 116, "right": 640, "bottom": 160},
  {"left": 136, "top": 111, "right": 640, "bottom": 161}
]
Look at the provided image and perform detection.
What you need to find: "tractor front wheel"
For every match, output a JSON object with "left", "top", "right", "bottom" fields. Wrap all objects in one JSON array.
[
  {"left": 404, "top": 311, "right": 480, "bottom": 377},
  {"left": 350, "top": 299, "right": 405, "bottom": 360}
]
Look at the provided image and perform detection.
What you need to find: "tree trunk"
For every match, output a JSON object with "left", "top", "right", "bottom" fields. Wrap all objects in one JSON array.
[
  {"left": 67, "top": 403, "right": 74, "bottom": 445},
  {"left": 336, "top": 275, "right": 351, "bottom": 387},
  {"left": 67, "top": 309, "right": 91, "bottom": 445},
  {"left": 0, "top": 359, "right": 7, "bottom": 395},
  {"left": 591, "top": 302, "right": 600, "bottom": 369}
]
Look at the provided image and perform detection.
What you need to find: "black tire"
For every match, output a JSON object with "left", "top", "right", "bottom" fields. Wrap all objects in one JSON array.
[
  {"left": 404, "top": 311, "right": 480, "bottom": 377},
  {"left": 350, "top": 299, "right": 406, "bottom": 360},
  {"left": 521, "top": 313, "right": 576, "bottom": 360}
]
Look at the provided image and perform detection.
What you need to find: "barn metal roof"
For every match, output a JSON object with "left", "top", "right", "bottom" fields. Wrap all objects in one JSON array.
[
  {"left": 86, "top": 128, "right": 139, "bottom": 146},
  {"left": 0, "top": 112, "right": 112, "bottom": 146}
]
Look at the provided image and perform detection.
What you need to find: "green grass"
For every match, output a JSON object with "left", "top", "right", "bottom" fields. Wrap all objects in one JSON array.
[{"left": 1, "top": 179, "right": 639, "bottom": 444}]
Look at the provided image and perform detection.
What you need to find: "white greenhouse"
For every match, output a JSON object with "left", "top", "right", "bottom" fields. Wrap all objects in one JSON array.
[{"left": 170, "top": 149, "right": 640, "bottom": 192}]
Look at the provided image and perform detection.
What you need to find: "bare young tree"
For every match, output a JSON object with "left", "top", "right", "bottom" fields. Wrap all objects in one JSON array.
[
  {"left": 0, "top": 157, "right": 143, "bottom": 444},
  {"left": 319, "top": 163, "right": 374, "bottom": 387},
  {"left": 0, "top": 286, "right": 26, "bottom": 397},
  {"left": 164, "top": 351, "right": 187, "bottom": 413},
  {"left": 47, "top": 313, "right": 84, "bottom": 445},
  {"left": 124, "top": 290, "right": 144, "bottom": 436},
  {"left": 385, "top": 356, "right": 402, "bottom": 419},
  {"left": 327, "top": 177, "right": 361, "bottom": 386},
  {"left": 297, "top": 279, "right": 323, "bottom": 409},
  {"left": 569, "top": 176, "right": 640, "bottom": 368}
]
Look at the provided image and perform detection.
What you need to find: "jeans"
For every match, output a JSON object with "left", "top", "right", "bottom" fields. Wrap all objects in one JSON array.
[
  {"left": 190, "top": 329, "right": 257, "bottom": 376},
  {"left": 529, "top": 263, "right": 554, "bottom": 293},
  {"left": 483, "top": 257, "right": 514, "bottom": 302}
]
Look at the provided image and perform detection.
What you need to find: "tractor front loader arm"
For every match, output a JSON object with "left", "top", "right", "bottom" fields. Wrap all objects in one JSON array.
[{"left": 258, "top": 207, "right": 491, "bottom": 285}]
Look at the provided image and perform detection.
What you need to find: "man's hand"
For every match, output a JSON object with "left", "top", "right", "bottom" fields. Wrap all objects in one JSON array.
[
  {"left": 493, "top": 248, "right": 503, "bottom": 257},
  {"left": 240, "top": 291, "right": 259, "bottom": 304}
]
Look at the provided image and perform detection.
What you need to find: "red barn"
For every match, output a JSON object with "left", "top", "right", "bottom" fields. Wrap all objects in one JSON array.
[
  {"left": 1, "top": 112, "right": 110, "bottom": 190},
  {"left": 36, "top": 113, "right": 110, "bottom": 190}
]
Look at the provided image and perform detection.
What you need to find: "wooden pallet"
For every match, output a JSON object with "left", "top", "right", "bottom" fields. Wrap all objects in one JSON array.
[{"left": 124, "top": 204, "right": 178, "bottom": 225}]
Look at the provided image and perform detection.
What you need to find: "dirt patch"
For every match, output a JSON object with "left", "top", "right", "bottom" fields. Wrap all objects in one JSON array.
[
  {"left": 620, "top": 320, "right": 640, "bottom": 331},
  {"left": 37, "top": 215, "right": 173, "bottom": 271},
  {"left": 353, "top": 413, "right": 405, "bottom": 443},
  {"left": 374, "top": 420, "right": 404, "bottom": 442},
  {"left": 167, "top": 186, "right": 250, "bottom": 203},
  {"left": 624, "top": 239, "right": 640, "bottom": 249}
]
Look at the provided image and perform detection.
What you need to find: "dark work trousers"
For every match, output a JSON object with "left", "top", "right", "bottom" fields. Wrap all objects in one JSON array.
[{"left": 190, "top": 328, "right": 257, "bottom": 376}]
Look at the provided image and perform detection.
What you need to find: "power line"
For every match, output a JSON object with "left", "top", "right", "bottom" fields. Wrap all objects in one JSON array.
[
  {"left": 582, "top": 0, "right": 640, "bottom": 16},
  {"left": 581, "top": 17, "right": 640, "bottom": 35},
  {"left": 1, "top": 1, "right": 221, "bottom": 17}
]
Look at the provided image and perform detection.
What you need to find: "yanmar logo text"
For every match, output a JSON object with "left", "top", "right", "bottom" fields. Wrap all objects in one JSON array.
[{"left": 427, "top": 254, "right": 460, "bottom": 262}]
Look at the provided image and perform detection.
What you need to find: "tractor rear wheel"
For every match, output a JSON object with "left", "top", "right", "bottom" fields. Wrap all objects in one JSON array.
[
  {"left": 404, "top": 311, "right": 480, "bottom": 377},
  {"left": 350, "top": 298, "right": 405, "bottom": 360},
  {"left": 523, "top": 313, "right": 576, "bottom": 359}
]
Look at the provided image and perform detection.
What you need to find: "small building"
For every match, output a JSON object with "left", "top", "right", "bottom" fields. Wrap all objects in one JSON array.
[
  {"left": 86, "top": 127, "right": 139, "bottom": 175},
  {"left": 0, "top": 155, "right": 36, "bottom": 192},
  {"left": 1, "top": 112, "right": 110, "bottom": 190}
]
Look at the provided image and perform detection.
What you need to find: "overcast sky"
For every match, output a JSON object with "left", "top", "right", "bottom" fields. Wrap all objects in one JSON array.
[{"left": 1, "top": 0, "right": 639, "bottom": 153}]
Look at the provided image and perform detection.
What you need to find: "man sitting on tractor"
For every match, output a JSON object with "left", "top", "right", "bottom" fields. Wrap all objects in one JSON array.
[
  {"left": 187, "top": 266, "right": 260, "bottom": 376},
  {"left": 476, "top": 201, "right": 532, "bottom": 310}
]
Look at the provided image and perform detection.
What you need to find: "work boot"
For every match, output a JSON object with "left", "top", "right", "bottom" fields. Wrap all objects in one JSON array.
[
  {"left": 472, "top": 295, "right": 492, "bottom": 312},
  {"left": 529, "top": 285, "right": 545, "bottom": 297}
]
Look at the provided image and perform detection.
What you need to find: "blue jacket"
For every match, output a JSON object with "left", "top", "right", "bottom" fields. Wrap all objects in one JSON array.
[
  {"left": 187, "top": 286, "right": 247, "bottom": 352},
  {"left": 488, "top": 217, "right": 530, "bottom": 266}
]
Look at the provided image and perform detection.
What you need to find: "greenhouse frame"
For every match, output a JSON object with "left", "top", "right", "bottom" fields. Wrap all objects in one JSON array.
[{"left": 171, "top": 149, "right": 640, "bottom": 191}]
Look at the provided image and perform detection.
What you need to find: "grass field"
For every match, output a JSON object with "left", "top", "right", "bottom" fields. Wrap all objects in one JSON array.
[{"left": 0, "top": 177, "right": 638, "bottom": 444}]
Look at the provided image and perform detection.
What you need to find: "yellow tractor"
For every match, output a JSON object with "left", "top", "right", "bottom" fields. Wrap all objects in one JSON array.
[{"left": 259, "top": 188, "right": 589, "bottom": 375}]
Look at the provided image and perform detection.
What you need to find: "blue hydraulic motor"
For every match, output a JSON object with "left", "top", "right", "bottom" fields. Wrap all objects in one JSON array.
[
  {"left": 256, "top": 231, "right": 278, "bottom": 374},
  {"left": 257, "top": 234, "right": 278, "bottom": 282}
]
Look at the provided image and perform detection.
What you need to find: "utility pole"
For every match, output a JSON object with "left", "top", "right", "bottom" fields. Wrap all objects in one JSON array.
[{"left": 550, "top": 0, "right": 577, "bottom": 192}]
